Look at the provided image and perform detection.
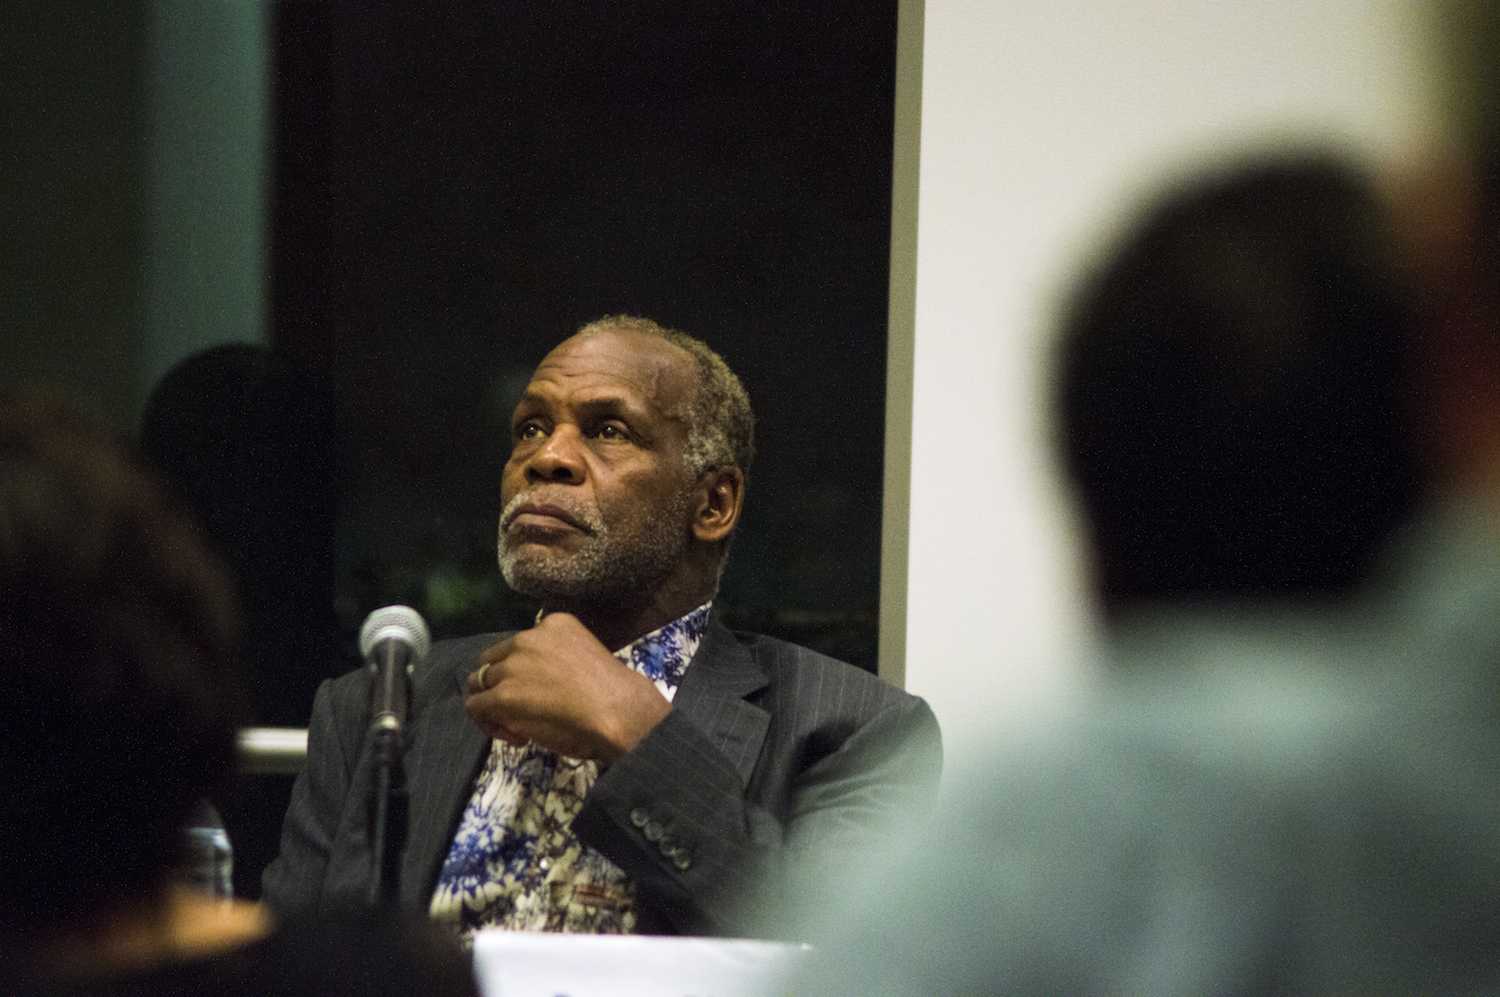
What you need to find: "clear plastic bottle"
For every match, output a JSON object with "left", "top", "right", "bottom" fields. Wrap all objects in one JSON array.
[{"left": 182, "top": 799, "right": 234, "bottom": 900}]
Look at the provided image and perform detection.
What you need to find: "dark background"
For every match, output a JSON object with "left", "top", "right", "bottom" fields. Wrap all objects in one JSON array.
[
  {"left": 264, "top": 3, "right": 898, "bottom": 896},
  {"left": 4, "top": 1, "right": 897, "bottom": 898},
  {"left": 270, "top": 2, "right": 897, "bottom": 675}
]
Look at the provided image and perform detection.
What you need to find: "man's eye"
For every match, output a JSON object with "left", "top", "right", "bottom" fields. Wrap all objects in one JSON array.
[
  {"left": 593, "top": 423, "right": 628, "bottom": 441},
  {"left": 515, "top": 421, "right": 545, "bottom": 441}
]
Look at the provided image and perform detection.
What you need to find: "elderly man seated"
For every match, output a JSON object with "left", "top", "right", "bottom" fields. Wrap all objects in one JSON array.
[{"left": 264, "top": 316, "right": 941, "bottom": 939}]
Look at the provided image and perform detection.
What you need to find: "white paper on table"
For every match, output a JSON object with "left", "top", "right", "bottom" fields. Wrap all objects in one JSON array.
[{"left": 472, "top": 930, "right": 812, "bottom": 997}]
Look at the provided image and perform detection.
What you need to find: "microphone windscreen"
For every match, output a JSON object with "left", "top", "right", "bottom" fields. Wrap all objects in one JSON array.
[{"left": 358, "top": 604, "right": 432, "bottom": 662}]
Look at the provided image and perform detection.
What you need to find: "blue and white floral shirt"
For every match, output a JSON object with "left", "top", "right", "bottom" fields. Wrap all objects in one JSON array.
[{"left": 429, "top": 602, "right": 711, "bottom": 941}]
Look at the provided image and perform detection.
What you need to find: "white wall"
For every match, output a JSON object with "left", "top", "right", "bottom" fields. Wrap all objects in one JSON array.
[{"left": 882, "top": 0, "right": 1440, "bottom": 752}]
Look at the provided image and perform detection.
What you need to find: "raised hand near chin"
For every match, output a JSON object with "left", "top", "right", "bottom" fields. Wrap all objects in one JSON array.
[{"left": 463, "top": 612, "right": 671, "bottom": 762}]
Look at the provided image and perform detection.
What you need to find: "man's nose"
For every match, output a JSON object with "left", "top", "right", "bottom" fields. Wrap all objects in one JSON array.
[{"left": 525, "top": 426, "right": 586, "bottom": 484}]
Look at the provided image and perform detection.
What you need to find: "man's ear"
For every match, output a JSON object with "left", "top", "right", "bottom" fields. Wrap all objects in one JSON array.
[{"left": 691, "top": 466, "right": 745, "bottom": 544}]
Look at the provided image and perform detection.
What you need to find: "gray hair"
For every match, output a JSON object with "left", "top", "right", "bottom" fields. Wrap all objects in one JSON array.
[{"left": 575, "top": 315, "right": 755, "bottom": 477}]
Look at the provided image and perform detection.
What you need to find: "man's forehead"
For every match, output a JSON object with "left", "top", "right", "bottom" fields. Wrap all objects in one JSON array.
[{"left": 526, "top": 330, "right": 692, "bottom": 413}]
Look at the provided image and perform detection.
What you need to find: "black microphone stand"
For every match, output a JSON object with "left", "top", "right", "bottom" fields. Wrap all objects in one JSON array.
[{"left": 367, "top": 640, "right": 410, "bottom": 909}]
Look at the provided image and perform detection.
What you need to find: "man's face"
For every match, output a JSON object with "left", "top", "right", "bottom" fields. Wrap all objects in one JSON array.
[{"left": 498, "top": 329, "right": 699, "bottom": 605}]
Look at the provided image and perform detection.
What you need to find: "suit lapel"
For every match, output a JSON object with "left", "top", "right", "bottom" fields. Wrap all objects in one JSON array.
[
  {"left": 393, "top": 620, "right": 767, "bottom": 903},
  {"left": 399, "top": 645, "right": 491, "bottom": 908},
  {"left": 672, "top": 616, "right": 770, "bottom": 787}
]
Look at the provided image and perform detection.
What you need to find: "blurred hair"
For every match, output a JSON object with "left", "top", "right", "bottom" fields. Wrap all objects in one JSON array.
[
  {"left": 575, "top": 315, "right": 756, "bottom": 477},
  {"left": 1054, "top": 155, "right": 1423, "bottom": 619},
  {"left": 0, "top": 390, "right": 243, "bottom": 930}
]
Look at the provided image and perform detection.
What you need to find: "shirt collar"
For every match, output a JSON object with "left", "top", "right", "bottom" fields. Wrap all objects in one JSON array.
[{"left": 612, "top": 601, "right": 712, "bottom": 695}]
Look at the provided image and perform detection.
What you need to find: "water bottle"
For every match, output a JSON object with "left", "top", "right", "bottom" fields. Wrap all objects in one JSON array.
[{"left": 182, "top": 799, "right": 234, "bottom": 900}]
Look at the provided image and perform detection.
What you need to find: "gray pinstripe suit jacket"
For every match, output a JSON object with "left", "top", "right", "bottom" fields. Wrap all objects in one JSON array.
[{"left": 262, "top": 613, "right": 942, "bottom": 936}]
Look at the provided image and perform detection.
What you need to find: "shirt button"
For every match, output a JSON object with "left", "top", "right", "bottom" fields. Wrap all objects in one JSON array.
[
  {"left": 630, "top": 808, "right": 649, "bottom": 828},
  {"left": 539, "top": 857, "right": 551, "bottom": 871}
]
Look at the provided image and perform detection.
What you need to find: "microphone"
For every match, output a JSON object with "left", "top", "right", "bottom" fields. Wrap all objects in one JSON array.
[
  {"left": 358, "top": 605, "right": 431, "bottom": 737},
  {"left": 357, "top": 604, "right": 429, "bottom": 908}
]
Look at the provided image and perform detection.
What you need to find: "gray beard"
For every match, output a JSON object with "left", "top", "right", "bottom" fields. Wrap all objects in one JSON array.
[{"left": 497, "top": 489, "right": 694, "bottom": 607}]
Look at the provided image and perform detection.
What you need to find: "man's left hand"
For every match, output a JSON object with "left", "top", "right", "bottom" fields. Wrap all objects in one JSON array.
[{"left": 463, "top": 612, "right": 671, "bottom": 762}]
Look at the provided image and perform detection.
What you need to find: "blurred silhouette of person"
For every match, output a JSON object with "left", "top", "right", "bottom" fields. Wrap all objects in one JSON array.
[
  {"left": 792, "top": 151, "right": 1500, "bottom": 993},
  {"left": 1057, "top": 159, "right": 1422, "bottom": 622},
  {"left": 139, "top": 343, "right": 344, "bottom": 899},
  {"left": 140, "top": 343, "right": 342, "bottom": 725},
  {"left": 0, "top": 390, "right": 477, "bottom": 995}
]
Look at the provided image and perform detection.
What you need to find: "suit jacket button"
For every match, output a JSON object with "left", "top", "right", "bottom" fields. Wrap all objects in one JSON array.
[
  {"left": 630, "top": 808, "right": 649, "bottom": 828},
  {"left": 644, "top": 820, "right": 664, "bottom": 842},
  {"left": 672, "top": 851, "right": 692, "bottom": 871}
]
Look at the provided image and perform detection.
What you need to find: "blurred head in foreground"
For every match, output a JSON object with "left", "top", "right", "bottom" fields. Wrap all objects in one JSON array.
[
  {"left": 1055, "top": 155, "right": 1423, "bottom": 623},
  {"left": 0, "top": 391, "right": 244, "bottom": 944},
  {"left": 140, "top": 341, "right": 339, "bottom": 728}
]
